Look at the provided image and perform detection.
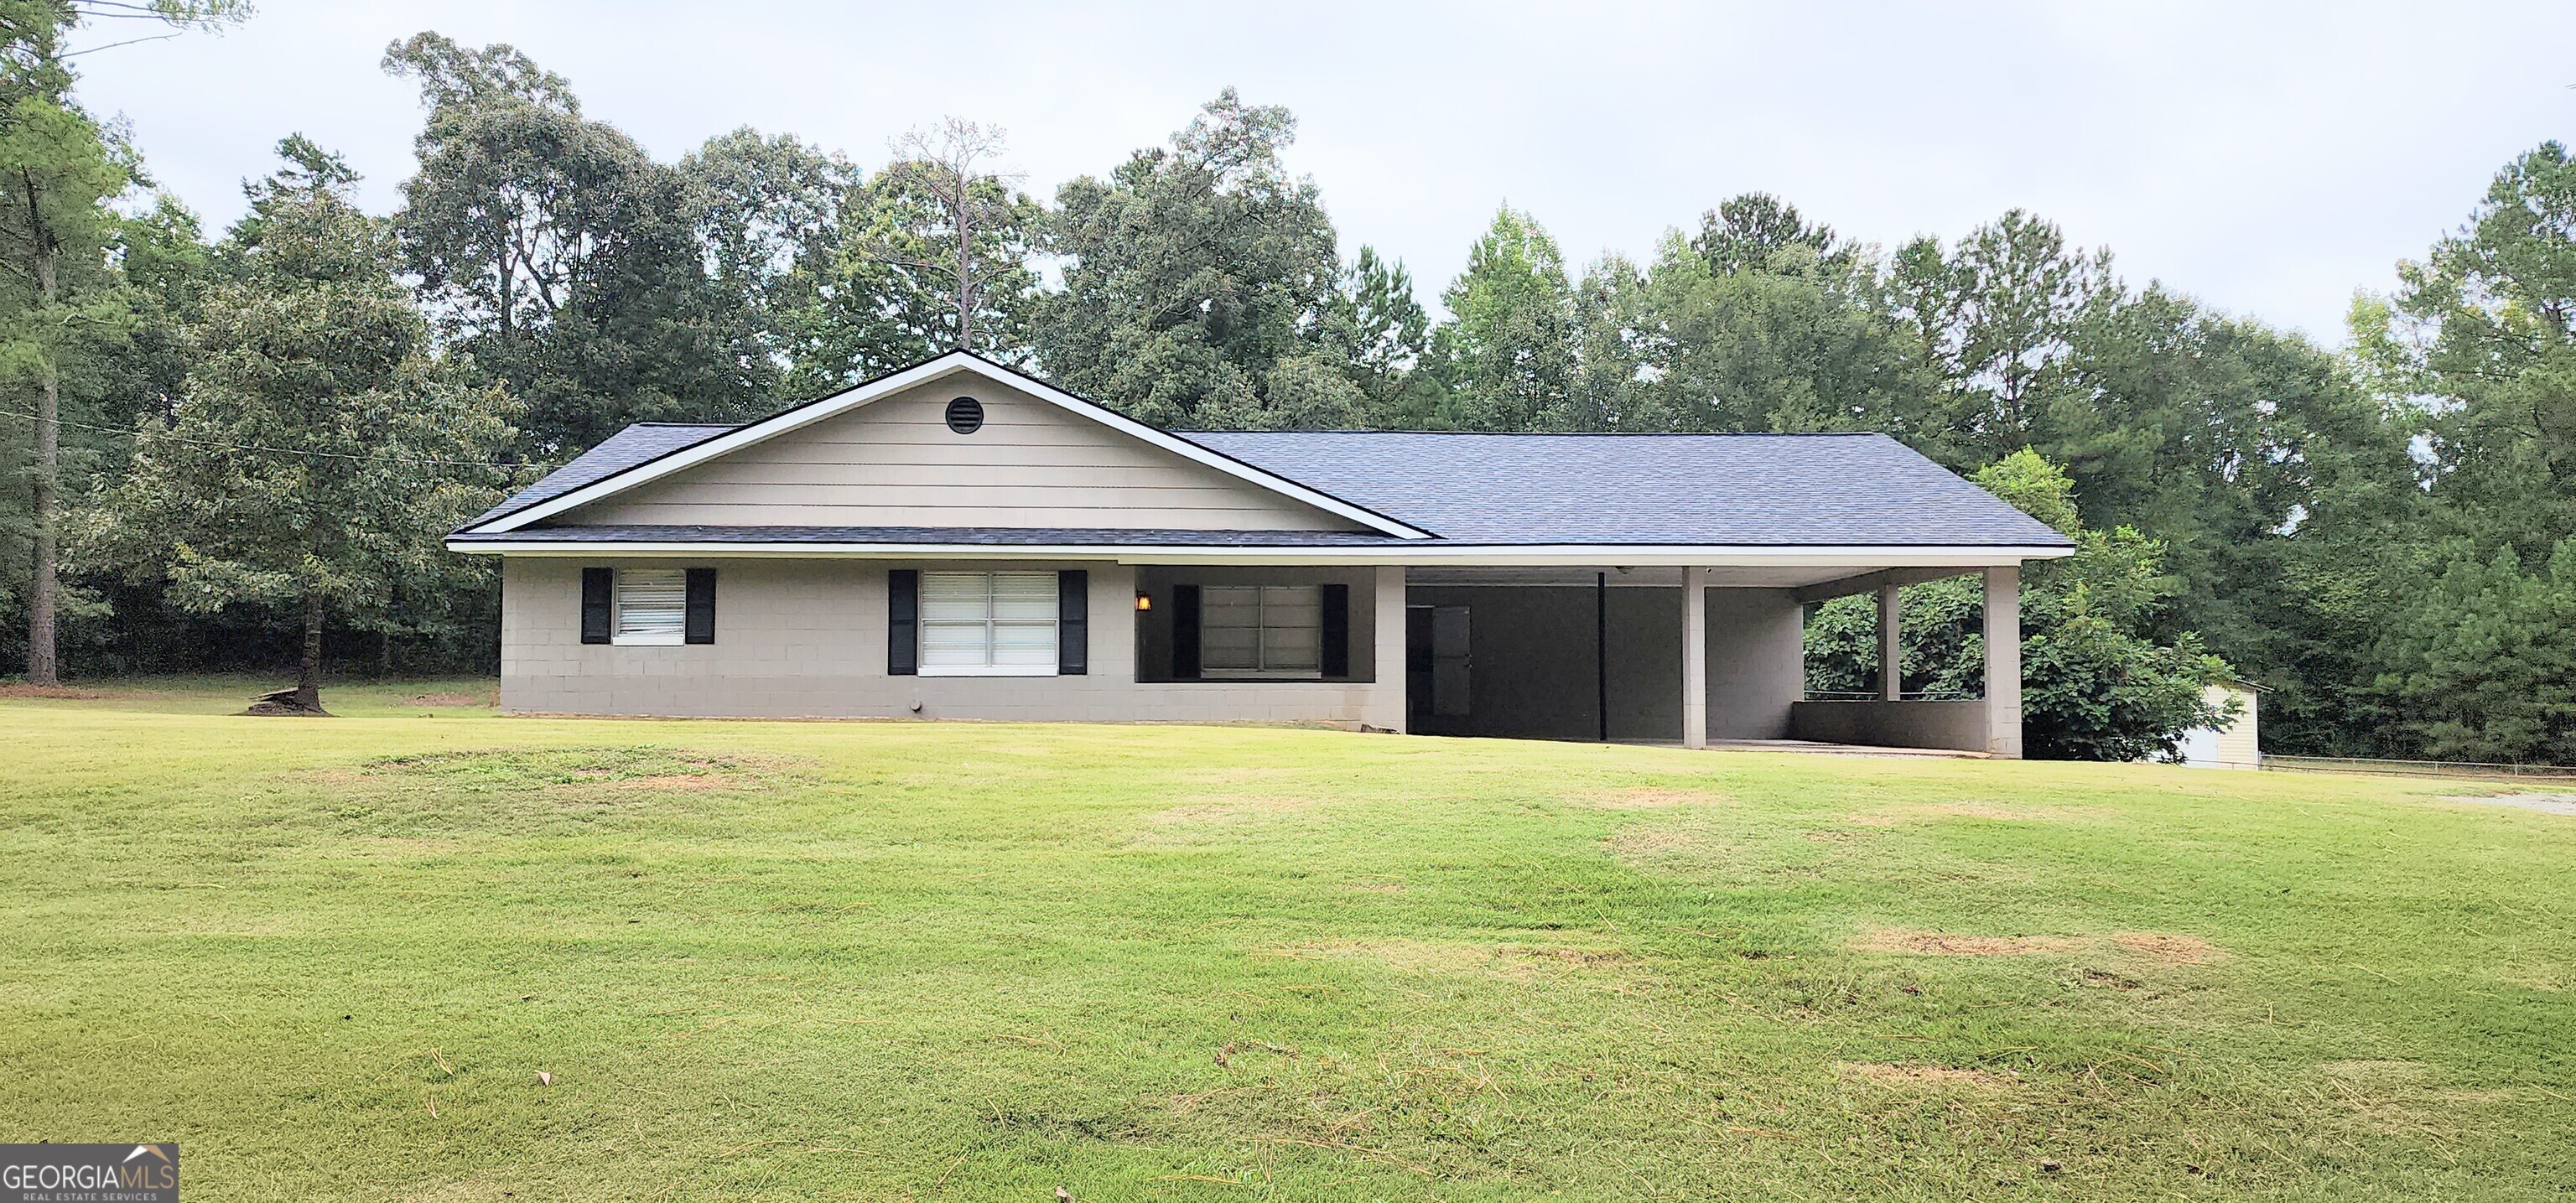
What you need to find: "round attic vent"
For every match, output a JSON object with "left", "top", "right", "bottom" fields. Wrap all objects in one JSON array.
[{"left": 944, "top": 396, "right": 984, "bottom": 434}]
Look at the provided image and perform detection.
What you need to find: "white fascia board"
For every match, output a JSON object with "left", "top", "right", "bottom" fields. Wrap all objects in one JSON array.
[
  {"left": 445, "top": 538, "right": 2077, "bottom": 568},
  {"left": 463, "top": 353, "right": 1432, "bottom": 540}
]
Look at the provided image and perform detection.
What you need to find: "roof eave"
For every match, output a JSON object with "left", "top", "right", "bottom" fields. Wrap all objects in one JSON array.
[{"left": 444, "top": 534, "right": 2075, "bottom": 568}]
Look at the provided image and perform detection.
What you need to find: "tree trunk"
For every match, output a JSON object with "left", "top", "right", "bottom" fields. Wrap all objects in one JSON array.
[
  {"left": 296, "top": 588, "right": 324, "bottom": 713},
  {"left": 24, "top": 187, "right": 59, "bottom": 687},
  {"left": 378, "top": 628, "right": 394, "bottom": 677},
  {"left": 954, "top": 170, "right": 974, "bottom": 350},
  {"left": 26, "top": 363, "right": 56, "bottom": 685}
]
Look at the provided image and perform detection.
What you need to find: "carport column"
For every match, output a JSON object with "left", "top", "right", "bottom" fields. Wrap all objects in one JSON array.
[
  {"left": 1878, "top": 583, "right": 1903, "bottom": 702},
  {"left": 1368, "top": 564, "right": 1408, "bottom": 734},
  {"left": 1682, "top": 566, "right": 1707, "bottom": 749},
  {"left": 1983, "top": 565, "right": 2023, "bottom": 759}
]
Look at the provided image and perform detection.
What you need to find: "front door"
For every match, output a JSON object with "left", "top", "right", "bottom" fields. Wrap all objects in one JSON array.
[{"left": 1406, "top": 604, "right": 1472, "bottom": 723}]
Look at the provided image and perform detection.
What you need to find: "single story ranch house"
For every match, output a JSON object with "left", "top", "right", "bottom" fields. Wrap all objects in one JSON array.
[{"left": 446, "top": 352, "right": 2074, "bottom": 754}]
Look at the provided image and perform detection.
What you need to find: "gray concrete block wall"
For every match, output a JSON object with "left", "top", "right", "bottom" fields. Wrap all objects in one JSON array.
[
  {"left": 499, "top": 557, "right": 1400, "bottom": 724},
  {"left": 1788, "top": 699, "right": 1990, "bottom": 752}
]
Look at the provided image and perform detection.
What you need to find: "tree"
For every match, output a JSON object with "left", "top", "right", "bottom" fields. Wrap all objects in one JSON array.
[
  {"left": 2049, "top": 286, "right": 2419, "bottom": 754},
  {"left": 1688, "top": 191, "right": 1853, "bottom": 279},
  {"left": 2371, "top": 539, "right": 2576, "bottom": 764},
  {"left": 2367, "top": 141, "right": 2576, "bottom": 558},
  {"left": 1888, "top": 210, "right": 2111, "bottom": 464},
  {"left": 853, "top": 119, "right": 1041, "bottom": 360},
  {"left": 1435, "top": 206, "right": 1582, "bottom": 430},
  {"left": 1323, "top": 245, "right": 1437, "bottom": 426},
  {"left": 0, "top": 1, "right": 243, "bottom": 683},
  {"left": 0, "top": 50, "right": 122, "bottom": 682},
  {"left": 1805, "top": 449, "right": 2228, "bottom": 760},
  {"left": 678, "top": 127, "right": 855, "bottom": 397},
  {"left": 79, "top": 138, "right": 516, "bottom": 712},
  {"left": 1039, "top": 89, "right": 1349, "bottom": 428},
  {"left": 385, "top": 32, "right": 761, "bottom": 455},
  {"left": 1573, "top": 226, "right": 1938, "bottom": 436}
]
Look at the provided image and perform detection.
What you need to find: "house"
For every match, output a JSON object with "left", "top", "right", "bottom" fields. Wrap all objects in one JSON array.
[
  {"left": 2177, "top": 680, "right": 2262, "bottom": 769},
  {"left": 445, "top": 352, "right": 2075, "bottom": 754}
]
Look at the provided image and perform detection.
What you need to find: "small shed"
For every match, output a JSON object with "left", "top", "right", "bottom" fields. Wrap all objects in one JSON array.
[{"left": 2178, "top": 680, "right": 2261, "bottom": 770}]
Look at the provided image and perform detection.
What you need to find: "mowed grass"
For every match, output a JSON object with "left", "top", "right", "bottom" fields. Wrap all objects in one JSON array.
[{"left": 3, "top": 679, "right": 2573, "bottom": 1200}]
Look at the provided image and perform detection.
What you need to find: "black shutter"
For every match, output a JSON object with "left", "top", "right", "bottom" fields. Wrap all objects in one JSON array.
[
  {"left": 684, "top": 568, "right": 716, "bottom": 645},
  {"left": 1172, "top": 584, "right": 1202, "bottom": 680},
  {"left": 887, "top": 569, "right": 918, "bottom": 675},
  {"left": 1057, "top": 570, "right": 1088, "bottom": 675},
  {"left": 580, "top": 568, "right": 612, "bottom": 645},
  {"left": 1320, "top": 582, "right": 1351, "bottom": 677}
]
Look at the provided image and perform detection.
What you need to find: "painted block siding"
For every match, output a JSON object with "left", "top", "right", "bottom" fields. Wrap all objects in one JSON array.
[
  {"left": 1789, "top": 699, "right": 1991, "bottom": 752},
  {"left": 565, "top": 376, "right": 1365, "bottom": 532},
  {"left": 500, "top": 557, "right": 1405, "bottom": 727}
]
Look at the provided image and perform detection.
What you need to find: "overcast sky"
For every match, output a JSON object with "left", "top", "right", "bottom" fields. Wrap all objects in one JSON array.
[{"left": 75, "top": 1, "right": 2576, "bottom": 344}]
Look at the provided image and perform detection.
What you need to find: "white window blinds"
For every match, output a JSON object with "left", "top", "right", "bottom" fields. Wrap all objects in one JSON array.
[
  {"left": 614, "top": 568, "right": 687, "bottom": 646},
  {"left": 920, "top": 571, "right": 1059, "bottom": 675},
  {"left": 1201, "top": 584, "right": 1322, "bottom": 677}
]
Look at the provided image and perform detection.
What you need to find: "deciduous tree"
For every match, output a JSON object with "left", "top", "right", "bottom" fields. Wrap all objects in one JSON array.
[
  {"left": 80, "top": 139, "right": 516, "bottom": 711},
  {"left": 1040, "top": 90, "right": 1348, "bottom": 428},
  {"left": 385, "top": 32, "right": 760, "bottom": 455}
]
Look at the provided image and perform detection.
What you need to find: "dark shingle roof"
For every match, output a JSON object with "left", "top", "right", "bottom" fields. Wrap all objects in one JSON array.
[
  {"left": 460, "top": 417, "right": 2070, "bottom": 549},
  {"left": 468, "top": 423, "right": 735, "bottom": 526},
  {"left": 450, "top": 525, "right": 1402, "bottom": 547},
  {"left": 1183, "top": 431, "right": 2070, "bottom": 547}
]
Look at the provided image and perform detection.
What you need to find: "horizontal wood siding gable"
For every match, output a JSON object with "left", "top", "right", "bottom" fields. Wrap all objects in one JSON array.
[{"left": 567, "top": 380, "right": 1363, "bottom": 532}]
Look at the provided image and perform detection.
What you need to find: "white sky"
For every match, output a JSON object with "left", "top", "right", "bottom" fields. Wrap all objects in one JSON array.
[{"left": 75, "top": 0, "right": 2576, "bottom": 344}]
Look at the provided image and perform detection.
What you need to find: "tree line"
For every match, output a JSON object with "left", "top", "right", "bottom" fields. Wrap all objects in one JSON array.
[{"left": 1, "top": 10, "right": 2568, "bottom": 760}]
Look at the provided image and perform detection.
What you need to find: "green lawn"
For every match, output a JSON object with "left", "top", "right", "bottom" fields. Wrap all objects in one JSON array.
[{"left": 3, "top": 678, "right": 2571, "bottom": 1200}]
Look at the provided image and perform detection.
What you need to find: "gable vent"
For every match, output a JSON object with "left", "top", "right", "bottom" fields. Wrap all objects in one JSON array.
[{"left": 944, "top": 396, "right": 984, "bottom": 433}]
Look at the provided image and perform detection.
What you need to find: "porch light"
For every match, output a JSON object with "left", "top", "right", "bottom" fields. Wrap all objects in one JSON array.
[{"left": 1135, "top": 593, "right": 1152, "bottom": 611}]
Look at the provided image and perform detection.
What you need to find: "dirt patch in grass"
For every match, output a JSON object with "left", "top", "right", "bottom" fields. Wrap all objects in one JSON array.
[
  {"left": 1269, "top": 938, "right": 1497, "bottom": 975},
  {"left": 2446, "top": 793, "right": 2576, "bottom": 817},
  {"left": 1591, "top": 786, "right": 1727, "bottom": 810},
  {"left": 0, "top": 683, "right": 112, "bottom": 699},
  {"left": 302, "top": 747, "right": 802, "bottom": 835},
  {"left": 1605, "top": 825, "right": 1753, "bottom": 879},
  {"left": 1607, "top": 826, "right": 1711, "bottom": 858},
  {"left": 1348, "top": 879, "right": 1408, "bottom": 894},
  {"left": 405, "top": 691, "right": 496, "bottom": 708},
  {"left": 1497, "top": 945, "right": 1642, "bottom": 980},
  {"left": 1833, "top": 1061, "right": 2015, "bottom": 1091},
  {"left": 344, "top": 747, "right": 790, "bottom": 792},
  {"left": 1835, "top": 812, "right": 1907, "bottom": 827},
  {"left": 1853, "top": 929, "right": 2084, "bottom": 957},
  {"left": 1856, "top": 927, "right": 2222, "bottom": 966},
  {"left": 1920, "top": 801, "right": 2094, "bottom": 821},
  {"left": 2112, "top": 931, "right": 2222, "bottom": 965},
  {"left": 1268, "top": 939, "right": 1641, "bottom": 982}
]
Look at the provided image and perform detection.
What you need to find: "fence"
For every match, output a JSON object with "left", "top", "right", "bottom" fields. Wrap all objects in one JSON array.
[{"left": 2263, "top": 754, "right": 2576, "bottom": 782}]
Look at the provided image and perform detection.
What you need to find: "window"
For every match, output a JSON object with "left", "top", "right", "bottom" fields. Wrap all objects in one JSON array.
[
  {"left": 1201, "top": 585, "right": 1322, "bottom": 677},
  {"left": 920, "top": 571, "right": 1057, "bottom": 675},
  {"left": 613, "top": 568, "right": 687, "bottom": 646}
]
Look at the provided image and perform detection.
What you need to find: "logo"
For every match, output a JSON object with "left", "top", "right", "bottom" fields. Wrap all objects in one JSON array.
[{"left": 2, "top": 1144, "right": 178, "bottom": 1202}]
